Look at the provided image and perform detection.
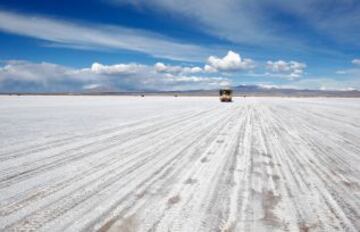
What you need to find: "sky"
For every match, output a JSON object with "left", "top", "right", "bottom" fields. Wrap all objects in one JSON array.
[{"left": 0, "top": 0, "right": 360, "bottom": 92}]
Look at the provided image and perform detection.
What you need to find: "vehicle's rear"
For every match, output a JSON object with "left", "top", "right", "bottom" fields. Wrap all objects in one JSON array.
[{"left": 219, "top": 89, "right": 232, "bottom": 102}]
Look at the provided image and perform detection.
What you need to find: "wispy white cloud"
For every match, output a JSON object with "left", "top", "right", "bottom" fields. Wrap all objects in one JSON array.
[
  {"left": 352, "top": 59, "right": 360, "bottom": 65},
  {"left": 336, "top": 68, "right": 360, "bottom": 76},
  {"left": 112, "top": 0, "right": 283, "bottom": 47},
  {"left": 0, "top": 11, "right": 214, "bottom": 61},
  {"left": 112, "top": 0, "right": 360, "bottom": 53},
  {"left": 335, "top": 59, "right": 360, "bottom": 76},
  {"left": 279, "top": 0, "right": 360, "bottom": 47}
]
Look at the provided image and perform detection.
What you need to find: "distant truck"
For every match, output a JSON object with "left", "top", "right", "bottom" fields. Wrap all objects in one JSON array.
[{"left": 219, "top": 88, "right": 233, "bottom": 102}]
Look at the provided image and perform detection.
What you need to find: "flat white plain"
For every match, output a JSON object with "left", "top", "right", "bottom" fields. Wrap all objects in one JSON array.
[{"left": 0, "top": 96, "right": 359, "bottom": 232}]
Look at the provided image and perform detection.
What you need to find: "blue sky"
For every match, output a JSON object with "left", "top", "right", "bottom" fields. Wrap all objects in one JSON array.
[{"left": 0, "top": 0, "right": 360, "bottom": 92}]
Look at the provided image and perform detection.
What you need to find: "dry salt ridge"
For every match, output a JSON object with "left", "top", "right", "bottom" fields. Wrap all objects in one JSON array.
[{"left": 0, "top": 96, "right": 359, "bottom": 232}]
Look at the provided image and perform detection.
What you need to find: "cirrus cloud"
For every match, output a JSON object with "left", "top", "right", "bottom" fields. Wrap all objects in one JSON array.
[{"left": 0, "top": 10, "right": 215, "bottom": 62}]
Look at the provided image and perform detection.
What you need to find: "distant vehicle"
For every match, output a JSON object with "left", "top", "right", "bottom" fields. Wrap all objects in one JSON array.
[{"left": 219, "top": 88, "right": 232, "bottom": 102}]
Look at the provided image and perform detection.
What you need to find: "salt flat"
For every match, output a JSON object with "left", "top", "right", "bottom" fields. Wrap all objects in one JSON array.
[{"left": 0, "top": 96, "right": 359, "bottom": 232}]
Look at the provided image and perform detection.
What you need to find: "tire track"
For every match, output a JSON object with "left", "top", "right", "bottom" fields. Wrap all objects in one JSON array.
[
  {"left": 1, "top": 97, "right": 359, "bottom": 232},
  {"left": 1, "top": 104, "right": 233, "bottom": 231}
]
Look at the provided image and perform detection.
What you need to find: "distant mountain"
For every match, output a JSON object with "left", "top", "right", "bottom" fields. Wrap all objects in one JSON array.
[
  {"left": 231, "top": 85, "right": 360, "bottom": 97},
  {"left": 109, "top": 85, "right": 360, "bottom": 97},
  {"left": 2, "top": 84, "right": 360, "bottom": 97}
]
